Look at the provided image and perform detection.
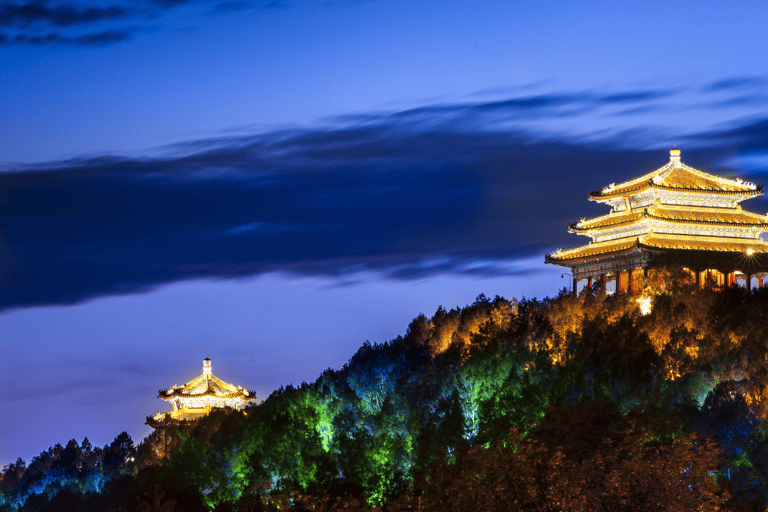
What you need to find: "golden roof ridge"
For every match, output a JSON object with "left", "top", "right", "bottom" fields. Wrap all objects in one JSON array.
[
  {"left": 546, "top": 238, "right": 640, "bottom": 263},
  {"left": 159, "top": 369, "right": 252, "bottom": 399},
  {"left": 644, "top": 232, "right": 768, "bottom": 244},
  {"left": 590, "top": 151, "right": 761, "bottom": 201},
  {"left": 571, "top": 204, "right": 768, "bottom": 232},
  {"left": 547, "top": 234, "right": 768, "bottom": 264}
]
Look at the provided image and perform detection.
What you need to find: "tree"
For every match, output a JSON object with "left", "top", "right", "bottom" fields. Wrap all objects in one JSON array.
[
  {"left": 103, "top": 432, "right": 135, "bottom": 478},
  {"left": 420, "top": 400, "right": 727, "bottom": 511}
]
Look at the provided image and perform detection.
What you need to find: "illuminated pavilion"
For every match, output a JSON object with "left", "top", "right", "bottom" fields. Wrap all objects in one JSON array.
[
  {"left": 147, "top": 358, "right": 256, "bottom": 428},
  {"left": 546, "top": 149, "right": 768, "bottom": 294}
]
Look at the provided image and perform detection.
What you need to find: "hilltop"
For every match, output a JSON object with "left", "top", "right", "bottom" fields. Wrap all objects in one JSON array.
[{"left": 4, "top": 275, "right": 768, "bottom": 511}]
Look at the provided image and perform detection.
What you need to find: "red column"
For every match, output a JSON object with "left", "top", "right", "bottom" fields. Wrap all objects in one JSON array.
[{"left": 618, "top": 271, "right": 629, "bottom": 292}]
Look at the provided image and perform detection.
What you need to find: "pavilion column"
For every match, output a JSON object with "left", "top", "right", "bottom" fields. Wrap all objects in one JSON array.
[
  {"left": 728, "top": 272, "right": 735, "bottom": 287},
  {"left": 600, "top": 274, "right": 606, "bottom": 297},
  {"left": 758, "top": 275, "right": 764, "bottom": 289},
  {"left": 617, "top": 271, "right": 629, "bottom": 293},
  {"left": 573, "top": 277, "right": 578, "bottom": 297},
  {"left": 694, "top": 270, "right": 701, "bottom": 288},
  {"left": 588, "top": 277, "right": 593, "bottom": 289}
]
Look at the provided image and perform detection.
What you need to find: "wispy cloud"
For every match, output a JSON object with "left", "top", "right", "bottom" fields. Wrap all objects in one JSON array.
[
  {"left": 702, "top": 75, "right": 768, "bottom": 92},
  {"left": 0, "top": 0, "right": 267, "bottom": 46},
  {"left": 2, "top": 83, "right": 768, "bottom": 311},
  {"left": 0, "top": 2, "right": 129, "bottom": 28},
  {"left": 0, "top": 28, "right": 132, "bottom": 45}
]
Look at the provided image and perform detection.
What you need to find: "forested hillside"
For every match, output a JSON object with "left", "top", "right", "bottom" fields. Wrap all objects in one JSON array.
[{"left": 4, "top": 273, "right": 768, "bottom": 511}]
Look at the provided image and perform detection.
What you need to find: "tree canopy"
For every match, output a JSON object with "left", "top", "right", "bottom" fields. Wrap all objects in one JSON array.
[{"left": 5, "top": 285, "right": 768, "bottom": 510}]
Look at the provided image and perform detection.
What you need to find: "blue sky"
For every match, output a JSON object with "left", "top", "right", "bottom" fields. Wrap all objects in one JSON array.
[{"left": 3, "top": 0, "right": 768, "bottom": 464}]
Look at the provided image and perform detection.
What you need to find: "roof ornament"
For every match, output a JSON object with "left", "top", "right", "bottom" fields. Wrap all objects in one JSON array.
[
  {"left": 203, "top": 358, "right": 212, "bottom": 376},
  {"left": 670, "top": 148, "right": 681, "bottom": 165}
]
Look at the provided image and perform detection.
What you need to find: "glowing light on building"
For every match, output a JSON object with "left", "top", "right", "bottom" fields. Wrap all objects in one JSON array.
[
  {"left": 546, "top": 149, "right": 768, "bottom": 293},
  {"left": 637, "top": 295, "right": 653, "bottom": 315},
  {"left": 147, "top": 358, "right": 257, "bottom": 428}
]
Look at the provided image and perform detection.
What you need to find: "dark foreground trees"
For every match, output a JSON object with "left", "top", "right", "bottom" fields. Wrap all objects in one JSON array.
[{"left": 419, "top": 400, "right": 724, "bottom": 511}]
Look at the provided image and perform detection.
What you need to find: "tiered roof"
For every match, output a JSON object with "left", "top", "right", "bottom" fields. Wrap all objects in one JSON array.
[{"left": 547, "top": 149, "right": 768, "bottom": 266}]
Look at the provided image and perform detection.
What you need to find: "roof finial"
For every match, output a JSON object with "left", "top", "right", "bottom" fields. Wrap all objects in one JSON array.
[
  {"left": 670, "top": 148, "right": 681, "bottom": 165},
  {"left": 203, "top": 358, "right": 212, "bottom": 376}
]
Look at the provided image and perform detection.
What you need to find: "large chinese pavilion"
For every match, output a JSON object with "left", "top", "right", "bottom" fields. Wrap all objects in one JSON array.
[
  {"left": 147, "top": 358, "right": 256, "bottom": 428},
  {"left": 546, "top": 149, "right": 768, "bottom": 294}
]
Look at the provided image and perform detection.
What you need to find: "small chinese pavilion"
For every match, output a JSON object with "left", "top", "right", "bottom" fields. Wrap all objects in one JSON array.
[
  {"left": 147, "top": 358, "right": 256, "bottom": 428},
  {"left": 546, "top": 149, "right": 768, "bottom": 294}
]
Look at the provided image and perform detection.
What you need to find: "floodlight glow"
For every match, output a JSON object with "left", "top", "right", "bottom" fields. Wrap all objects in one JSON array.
[{"left": 637, "top": 295, "right": 652, "bottom": 315}]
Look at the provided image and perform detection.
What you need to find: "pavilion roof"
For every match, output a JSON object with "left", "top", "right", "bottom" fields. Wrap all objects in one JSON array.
[
  {"left": 590, "top": 151, "right": 761, "bottom": 201},
  {"left": 570, "top": 204, "right": 768, "bottom": 233},
  {"left": 547, "top": 234, "right": 768, "bottom": 264},
  {"left": 159, "top": 372, "right": 253, "bottom": 400}
]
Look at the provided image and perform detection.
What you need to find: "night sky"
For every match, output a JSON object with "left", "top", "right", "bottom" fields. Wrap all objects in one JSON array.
[{"left": 3, "top": 0, "right": 768, "bottom": 464}]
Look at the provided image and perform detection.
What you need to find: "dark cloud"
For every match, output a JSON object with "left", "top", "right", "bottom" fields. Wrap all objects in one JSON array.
[
  {"left": 0, "top": 2, "right": 129, "bottom": 28},
  {"left": 599, "top": 90, "right": 676, "bottom": 104},
  {"left": 690, "top": 119, "right": 768, "bottom": 153},
  {"left": 0, "top": 27, "right": 131, "bottom": 45},
  {"left": 0, "top": 1, "right": 137, "bottom": 46},
  {"left": 705, "top": 94, "right": 768, "bottom": 109},
  {"left": 3, "top": 93, "right": 768, "bottom": 312},
  {"left": 703, "top": 75, "right": 768, "bottom": 92},
  {"left": 0, "top": 0, "right": 265, "bottom": 46},
  {"left": 376, "top": 88, "right": 677, "bottom": 128}
]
